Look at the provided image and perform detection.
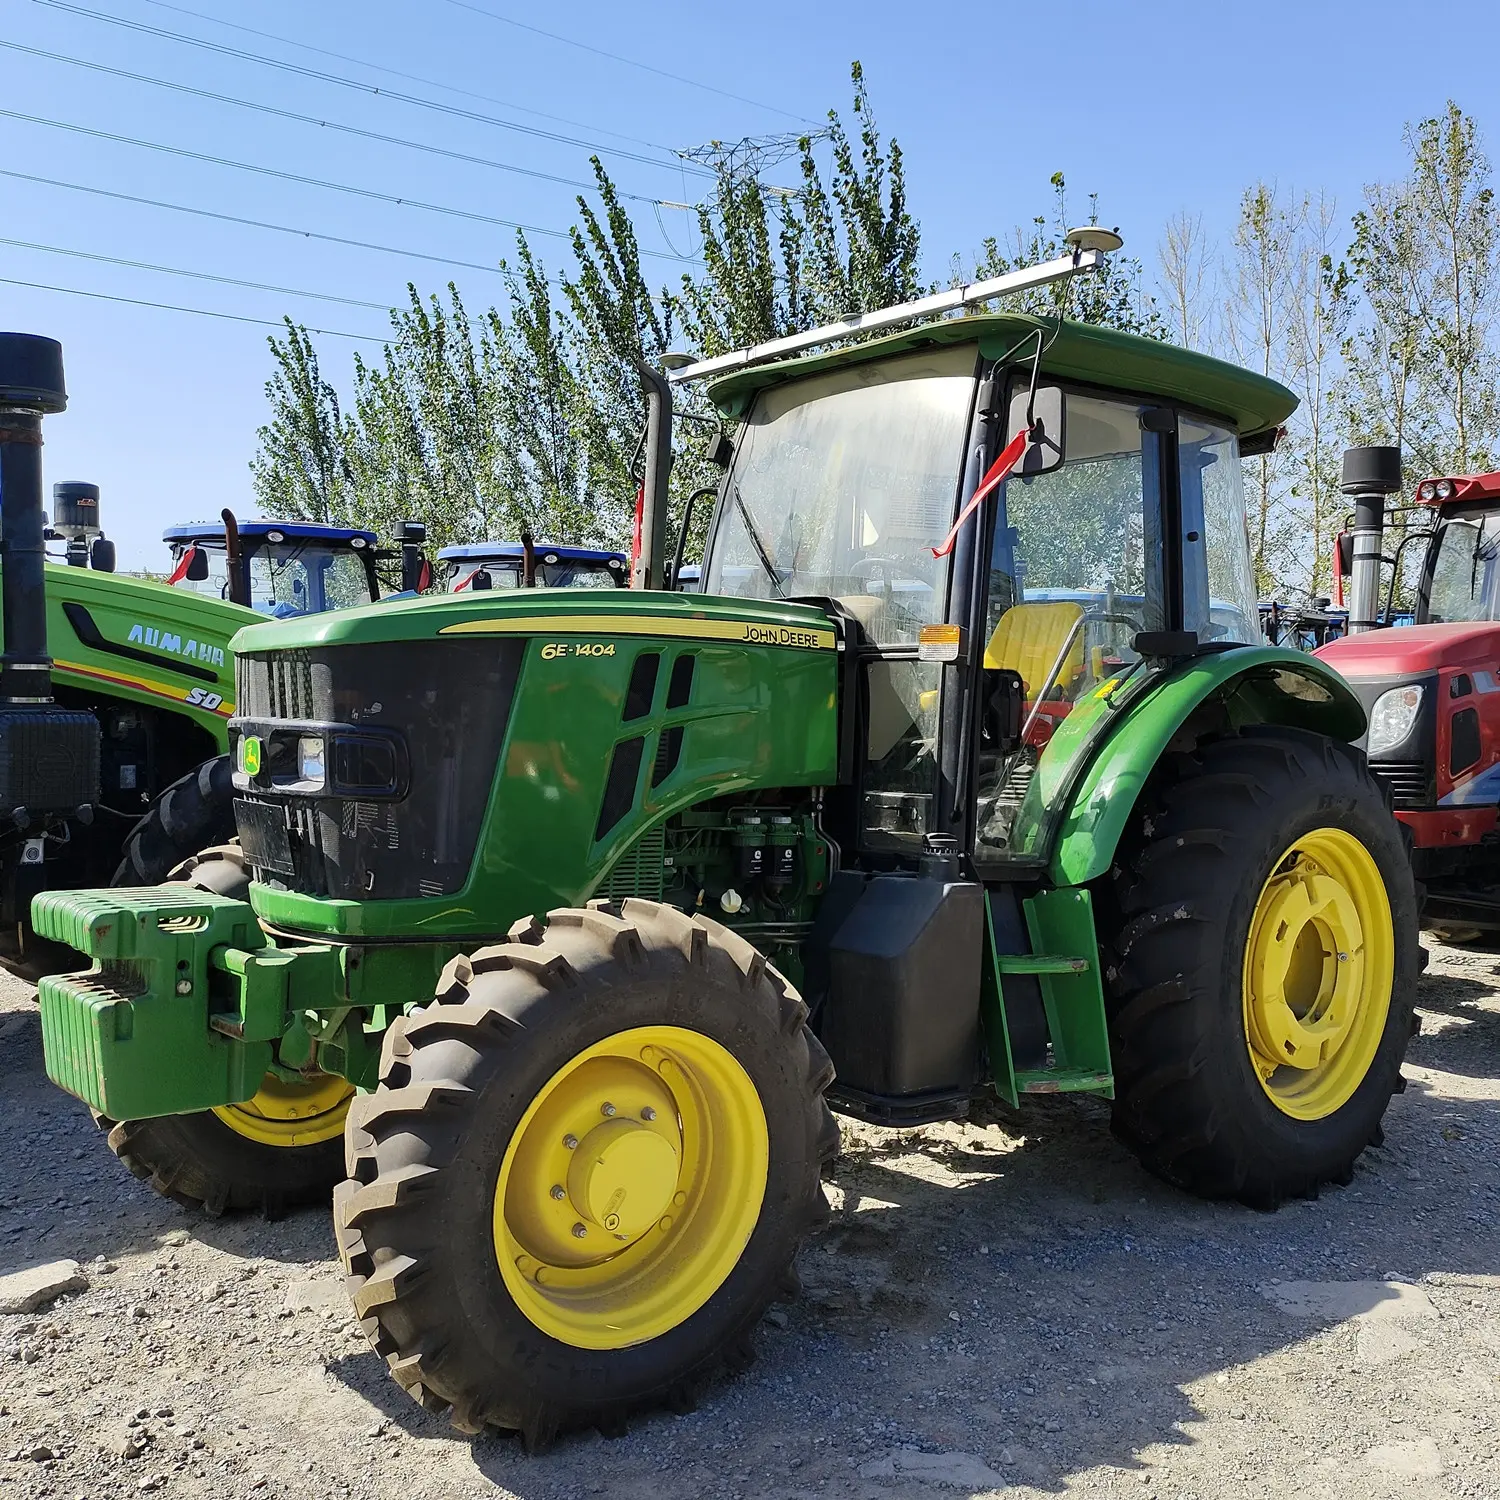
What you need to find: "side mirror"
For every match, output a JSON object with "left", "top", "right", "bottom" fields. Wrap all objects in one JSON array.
[
  {"left": 707, "top": 424, "right": 735, "bottom": 469},
  {"left": 1008, "top": 385, "right": 1065, "bottom": 475},
  {"left": 90, "top": 535, "right": 116, "bottom": 573},
  {"left": 184, "top": 546, "right": 209, "bottom": 582},
  {"left": 1334, "top": 532, "right": 1353, "bottom": 576}
]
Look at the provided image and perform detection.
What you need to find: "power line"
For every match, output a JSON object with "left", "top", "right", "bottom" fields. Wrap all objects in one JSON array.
[
  {"left": 0, "top": 109, "right": 701, "bottom": 264},
  {"left": 0, "top": 276, "right": 383, "bottom": 342},
  {"left": 435, "top": 0, "right": 815, "bottom": 126},
  {"left": 0, "top": 167, "right": 510, "bottom": 277},
  {"left": 132, "top": 0, "right": 677, "bottom": 157},
  {"left": 0, "top": 236, "right": 394, "bottom": 311},
  {"left": 32, "top": 0, "right": 715, "bottom": 180},
  {"left": 3, "top": 40, "right": 675, "bottom": 205}
]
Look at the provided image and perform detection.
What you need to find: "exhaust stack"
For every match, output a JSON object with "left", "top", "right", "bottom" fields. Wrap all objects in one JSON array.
[
  {"left": 1341, "top": 446, "right": 1402, "bottom": 634},
  {"left": 0, "top": 332, "right": 100, "bottom": 820}
]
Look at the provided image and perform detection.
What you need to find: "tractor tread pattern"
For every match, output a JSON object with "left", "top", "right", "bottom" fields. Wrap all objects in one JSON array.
[
  {"left": 112, "top": 754, "right": 237, "bottom": 887},
  {"left": 334, "top": 898, "right": 836, "bottom": 1444},
  {"left": 1098, "top": 727, "right": 1419, "bottom": 1210}
]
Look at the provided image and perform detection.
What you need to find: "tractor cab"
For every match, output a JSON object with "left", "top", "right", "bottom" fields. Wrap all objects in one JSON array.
[
  {"left": 1319, "top": 466, "right": 1500, "bottom": 930},
  {"left": 164, "top": 520, "right": 380, "bottom": 617},
  {"left": 701, "top": 330, "right": 1268, "bottom": 857},
  {"left": 438, "top": 543, "right": 628, "bottom": 593}
]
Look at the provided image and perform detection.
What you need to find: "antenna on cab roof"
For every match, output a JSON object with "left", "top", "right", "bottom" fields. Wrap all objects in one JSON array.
[{"left": 665, "top": 228, "right": 1123, "bottom": 387}]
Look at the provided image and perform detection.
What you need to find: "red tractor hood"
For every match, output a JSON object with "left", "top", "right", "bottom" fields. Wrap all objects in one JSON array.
[{"left": 1315, "top": 621, "right": 1500, "bottom": 678}]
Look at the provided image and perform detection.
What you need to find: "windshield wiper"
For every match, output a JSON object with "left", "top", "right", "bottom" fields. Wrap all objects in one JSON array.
[{"left": 733, "top": 483, "right": 786, "bottom": 599}]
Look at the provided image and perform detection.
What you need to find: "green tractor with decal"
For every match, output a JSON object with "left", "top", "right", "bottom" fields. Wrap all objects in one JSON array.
[{"left": 31, "top": 234, "right": 1418, "bottom": 1444}]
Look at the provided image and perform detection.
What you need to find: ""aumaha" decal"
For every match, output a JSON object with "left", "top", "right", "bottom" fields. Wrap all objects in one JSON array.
[{"left": 127, "top": 623, "right": 226, "bottom": 667}]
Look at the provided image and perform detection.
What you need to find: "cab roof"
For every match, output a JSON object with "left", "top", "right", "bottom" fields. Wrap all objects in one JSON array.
[
  {"left": 163, "top": 521, "right": 377, "bottom": 546},
  {"left": 706, "top": 311, "right": 1298, "bottom": 441},
  {"left": 438, "top": 543, "right": 626, "bottom": 566}
]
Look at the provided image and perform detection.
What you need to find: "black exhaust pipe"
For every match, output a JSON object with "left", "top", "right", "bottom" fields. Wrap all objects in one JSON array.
[
  {"left": 0, "top": 332, "right": 99, "bottom": 819},
  {"left": 630, "top": 357, "right": 673, "bottom": 591},
  {"left": 0, "top": 335, "right": 66, "bottom": 704},
  {"left": 1341, "top": 445, "right": 1402, "bottom": 634}
]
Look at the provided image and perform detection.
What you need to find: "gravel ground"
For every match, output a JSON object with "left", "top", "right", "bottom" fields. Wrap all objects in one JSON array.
[{"left": 2, "top": 944, "right": 1498, "bottom": 1500}]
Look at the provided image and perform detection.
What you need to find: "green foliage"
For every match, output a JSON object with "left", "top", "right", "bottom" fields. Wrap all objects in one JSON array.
[
  {"left": 1343, "top": 101, "right": 1499, "bottom": 478},
  {"left": 674, "top": 62, "right": 921, "bottom": 358},
  {"left": 249, "top": 321, "right": 355, "bottom": 523}
]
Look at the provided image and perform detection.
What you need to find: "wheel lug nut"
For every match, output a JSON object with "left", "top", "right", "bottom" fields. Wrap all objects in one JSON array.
[
  {"left": 549, "top": 1184, "right": 565, "bottom": 1200},
  {"left": 601, "top": 1101, "right": 616, "bottom": 1117},
  {"left": 641, "top": 1106, "right": 657, "bottom": 1122},
  {"left": 571, "top": 1223, "right": 587, "bottom": 1239},
  {"left": 563, "top": 1134, "right": 578, "bottom": 1149}
]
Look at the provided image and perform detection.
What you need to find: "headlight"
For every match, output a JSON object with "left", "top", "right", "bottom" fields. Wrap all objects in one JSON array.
[
  {"left": 1368, "top": 685, "right": 1424, "bottom": 754},
  {"left": 1418, "top": 481, "right": 1437, "bottom": 501},
  {"left": 1436, "top": 479, "right": 1454, "bottom": 500},
  {"left": 297, "top": 734, "right": 327, "bottom": 788}
]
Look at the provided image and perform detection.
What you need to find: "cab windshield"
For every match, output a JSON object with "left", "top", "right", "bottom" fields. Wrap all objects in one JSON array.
[
  {"left": 1425, "top": 513, "right": 1500, "bottom": 622},
  {"left": 170, "top": 541, "right": 374, "bottom": 616},
  {"left": 705, "top": 346, "right": 976, "bottom": 645},
  {"left": 442, "top": 560, "right": 623, "bottom": 591}
]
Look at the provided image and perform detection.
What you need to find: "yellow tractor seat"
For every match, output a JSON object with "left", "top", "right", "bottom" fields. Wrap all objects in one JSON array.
[{"left": 984, "top": 601, "right": 1085, "bottom": 699}]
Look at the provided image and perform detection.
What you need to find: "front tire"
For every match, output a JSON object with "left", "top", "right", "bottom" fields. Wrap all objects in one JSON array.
[
  {"left": 102, "top": 843, "right": 352, "bottom": 1216},
  {"left": 334, "top": 899, "right": 838, "bottom": 1446},
  {"left": 112, "top": 754, "right": 236, "bottom": 885},
  {"left": 1100, "top": 727, "right": 1419, "bottom": 1208}
]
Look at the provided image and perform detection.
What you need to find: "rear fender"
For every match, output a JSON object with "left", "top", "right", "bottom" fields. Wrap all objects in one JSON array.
[{"left": 1049, "top": 649, "right": 1366, "bottom": 886}]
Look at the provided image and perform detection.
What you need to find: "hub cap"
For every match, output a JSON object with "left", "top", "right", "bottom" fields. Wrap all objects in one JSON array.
[
  {"left": 494, "top": 1025, "right": 769, "bottom": 1350},
  {"left": 212, "top": 1072, "right": 354, "bottom": 1147},
  {"left": 1242, "top": 827, "right": 1395, "bottom": 1120}
]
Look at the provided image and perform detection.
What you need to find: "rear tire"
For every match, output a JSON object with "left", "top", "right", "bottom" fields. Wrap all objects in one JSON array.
[
  {"left": 101, "top": 842, "right": 351, "bottom": 1217},
  {"left": 1099, "top": 727, "right": 1419, "bottom": 1209},
  {"left": 335, "top": 899, "right": 838, "bottom": 1446}
]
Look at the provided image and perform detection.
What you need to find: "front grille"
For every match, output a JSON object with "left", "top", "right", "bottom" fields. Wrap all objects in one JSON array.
[
  {"left": 1371, "top": 760, "right": 1431, "bottom": 809},
  {"left": 238, "top": 650, "right": 313, "bottom": 719},
  {"left": 233, "top": 640, "right": 522, "bottom": 899}
]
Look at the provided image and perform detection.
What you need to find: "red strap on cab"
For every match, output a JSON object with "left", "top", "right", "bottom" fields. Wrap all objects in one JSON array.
[
  {"left": 166, "top": 545, "right": 198, "bottom": 585},
  {"left": 931, "top": 427, "right": 1030, "bottom": 559}
]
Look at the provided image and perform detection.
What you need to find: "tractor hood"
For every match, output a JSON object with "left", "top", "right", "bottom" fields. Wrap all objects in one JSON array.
[
  {"left": 1315, "top": 621, "right": 1500, "bottom": 679},
  {"left": 34, "top": 562, "right": 254, "bottom": 730},
  {"left": 231, "top": 588, "right": 839, "bottom": 655}
]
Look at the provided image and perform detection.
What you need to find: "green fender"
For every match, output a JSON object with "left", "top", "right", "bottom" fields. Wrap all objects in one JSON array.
[{"left": 1048, "top": 646, "right": 1366, "bottom": 887}]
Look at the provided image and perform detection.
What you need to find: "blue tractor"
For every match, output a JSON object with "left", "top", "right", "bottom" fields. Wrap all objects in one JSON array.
[{"left": 437, "top": 541, "right": 627, "bottom": 592}]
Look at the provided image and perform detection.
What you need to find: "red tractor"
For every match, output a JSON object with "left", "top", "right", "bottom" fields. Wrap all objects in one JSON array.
[{"left": 1318, "top": 452, "right": 1500, "bottom": 934}]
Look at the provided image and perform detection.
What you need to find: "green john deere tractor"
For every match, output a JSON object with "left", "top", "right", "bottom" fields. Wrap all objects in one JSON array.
[{"left": 32, "top": 239, "right": 1419, "bottom": 1444}]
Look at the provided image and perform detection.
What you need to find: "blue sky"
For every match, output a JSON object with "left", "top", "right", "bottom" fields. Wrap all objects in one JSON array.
[{"left": 3, "top": 0, "right": 1494, "bottom": 569}]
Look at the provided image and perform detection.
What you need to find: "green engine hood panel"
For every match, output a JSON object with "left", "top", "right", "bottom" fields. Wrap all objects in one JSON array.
[
  {"left": 230, "top": 587, "right": 839, "bottom": 654},
  {"left": 239, "top": 589, "right": 840, "bottom": 941}
]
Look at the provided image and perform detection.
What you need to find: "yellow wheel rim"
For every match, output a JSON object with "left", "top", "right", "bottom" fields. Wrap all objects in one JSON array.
[
  {"left": 212, "top": 1072, "right": 354, "bottom": 1147},
  {"left": 1242, "top": 827, "right": 1395, "bottom": 1120},
  {"left": 493, "top": 1025, "right": 769, "bottom": 1351}
]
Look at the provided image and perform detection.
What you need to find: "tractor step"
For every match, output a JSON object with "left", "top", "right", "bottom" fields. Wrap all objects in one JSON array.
[{"left": 982, "top": 887, "right": 1114, "bottom": 1108}]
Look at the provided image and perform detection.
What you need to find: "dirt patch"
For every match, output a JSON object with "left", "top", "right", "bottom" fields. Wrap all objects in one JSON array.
[{"left": 2, "top": 940, "right": 1498, "bottom": 1499}]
